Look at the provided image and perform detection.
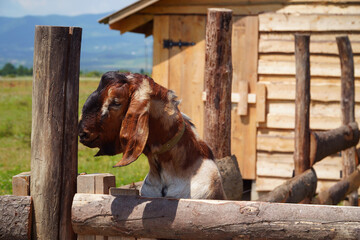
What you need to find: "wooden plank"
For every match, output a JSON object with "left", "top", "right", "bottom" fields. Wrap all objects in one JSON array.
[
  {"left": 0, "top": 195, "right": 32, "bottom": 240},
  {"left": 139, "top": 4, "right": 360, "bottom": 15},
  {"left": 258, "top": 59, "right": 360, "bottom": 77},
  {"left": 260, "top": 32, "right": 360, "bottom": 42},
  {"left": 109, "top": 14, "right": 153, "bottom": 34},
  {"left": 259, "top": 13, "right": 360, "bottom": 32},
  {"left": 259, "top": 39, "right": 360, "bottom": 54},
  {"left": 231, "top": 16, "right": 258, "bottom": 180},
  {"left": 168, "top": 15, "right": 206, "bottom": 137},
  {"left": 32, "top": 26, "right": 81, "bottom": 240},
  {"left": 72, "top": 193, "right": 360, "bottom": 239},
  {"left": 152, "top": 15, "right": 169, "bottom": 88},
  {"left": 267, "top": 101, "right": 360, "bottom": 120},
  {"left": 259, "top": 54, "right": 360, "bottom": 65},
  {"left": 237, "top": 80, "right": 248, "bottom": 116},
  {"left": 263, "top": 114, "right": 344, "bottom": 130},
  {"left": 263, "top": 81, "right": 360, "bottom": 102},
  {"left": 12, "top": 172, "right": 31, "bottom": 196},
  {"left": 256, "top": 176, "right": 345, "bottom": 193},
  {"left": 257, "top": 152, "right": 342, "bottom": 180},
  {"left": 257, "top": 130, "right": 295, "bottom": 152},
  {"left": 256, "top": 83, "right": 266, "bottom": 122},
  {"left": 259, "top": 74, "right": 360, "bottom": 83}
]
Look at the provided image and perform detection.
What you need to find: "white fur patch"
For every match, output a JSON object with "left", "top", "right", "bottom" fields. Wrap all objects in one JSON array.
[
  {"left": 190, "top": 159, "right": 221, "bottom": 199},
  {"left": 101, "top": 88, "right": 114, "bottom": 116},
  {"left": 134, "top": 79, "right": 151, "bottom": 101}
]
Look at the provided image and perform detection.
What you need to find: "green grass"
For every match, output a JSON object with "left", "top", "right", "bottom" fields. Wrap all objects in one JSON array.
[{"left": 0, "top": 76, "right": 149, "bottom": 195}]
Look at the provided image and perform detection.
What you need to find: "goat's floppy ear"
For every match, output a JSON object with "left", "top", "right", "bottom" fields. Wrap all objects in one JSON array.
[{"left": 113, "top": 84, "right": 150, "bottom": 167}]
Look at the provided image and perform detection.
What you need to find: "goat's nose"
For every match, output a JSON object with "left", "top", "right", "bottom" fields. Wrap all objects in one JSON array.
[{"left": 79, "top": 130, "right": 89, "bottom": 140}]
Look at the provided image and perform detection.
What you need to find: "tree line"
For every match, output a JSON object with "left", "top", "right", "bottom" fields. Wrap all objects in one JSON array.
[
  {"left": 0, "top": 63, "right": 33, "bottom": 76},
  {"left": 0, "top": 62, "right": 151, "bottom": 78}
]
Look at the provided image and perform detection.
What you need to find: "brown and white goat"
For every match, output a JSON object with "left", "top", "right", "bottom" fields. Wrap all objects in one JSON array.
[{"left": 78, "top": 71, "right": 226, "bottom": 199}]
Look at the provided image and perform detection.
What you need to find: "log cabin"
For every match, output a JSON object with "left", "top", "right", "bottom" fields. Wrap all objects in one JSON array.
[{"left": 98, "top": 0, "right": 360, "bottom": 199}]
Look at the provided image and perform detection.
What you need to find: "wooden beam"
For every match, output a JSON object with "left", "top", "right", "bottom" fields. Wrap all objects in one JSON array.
[
  {"left": 231, "top": 16, "right": 259, "bottom": 180},
  {"left": 77, "top": 173, "right": 116, "bottom": 240},
  {"left": 203, "top": 8, "right": 233, "bottom": 159},
  {"left": 257, "top": 168, "right": 317, "bottom": 203},
  {"left": 259, "top": 13, "right": 360, "bottom": 32},
  {"left": 12, "top": 172, "right": 30, "bottom": 196},
  {"left": 31, "top": 26, "right": 81, "bottom": 240},
  {"left": 109, "top": 14, "right": 153, "bottom": 34},
  {"left": 313, "top": 166, "right": 360, "bottom": 205},
  {"left": 294, "top": 34, "right": 311, "bottom": 177},
  {"left": 72, "top": 193, "right": 360, "bottom": 239},
  {"left": 139, "top": 4, "right": 360, "bottom": 16},
  {"left": 310, "top": 122, "right": 360, "bottom": 166},
  {"left": 256, "top": 83, "right": 266, "bottom": 123},
  {"left": 338, "top": 36, "right": 358, "bottom": 206},
  {"left": 0, "top": 195, "right": 32, "bottom": 240}
]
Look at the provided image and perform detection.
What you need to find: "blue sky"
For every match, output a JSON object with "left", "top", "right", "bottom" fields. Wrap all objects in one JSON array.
[{"left": 0, "top": 0, "right": 137, "bottom": 17}]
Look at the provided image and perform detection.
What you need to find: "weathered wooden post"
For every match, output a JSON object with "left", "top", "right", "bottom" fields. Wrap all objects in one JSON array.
[
  {"left": 337, "top": 36, "right": 358, "bottom": 206},
  {"left": 31, "top": 26, "right": 82, "bottom": 240},
  {"left": 203, "top": 8, "right": 243, "bottom": 200},
  {"left": 203, "top": 8, "right": 233, "bottom": 159},
  {"left": 294, "top": 34, "right": 311, "bottom": 177}
]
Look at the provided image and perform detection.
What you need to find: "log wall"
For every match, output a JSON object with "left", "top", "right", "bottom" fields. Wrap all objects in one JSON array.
[
  {"left": 255, "top": 2, "right": 360, "bottom": 194},
  {"left": 147, "top": 0, "right": 360, "bottom": 186}
]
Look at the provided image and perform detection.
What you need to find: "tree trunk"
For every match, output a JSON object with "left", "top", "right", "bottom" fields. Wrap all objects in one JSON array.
[
  {"left": 337, "top": 36, "right": 358, "bottom": 206},
  {"left": 203, "top": 8, "right": 233, "bottom": 159},
  {"left": 0, "top": 195, "right": 32, "bottom": 240},
  {"left": 258, "top": 168, "right": 317, "bottom": 203},
  {"left": 72, "top": 193, "right": 360, "bottom": 240},
  {"left": 31, "top": 26, "right": 81, "bottom": 240},
  {"left": 310, "top": 122, "right": 360, "bottom": 165}
]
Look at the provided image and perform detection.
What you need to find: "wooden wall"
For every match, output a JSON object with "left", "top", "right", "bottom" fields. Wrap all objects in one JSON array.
[
  {"left": 256, "top": 9, "right": 360, "bottom": 193},
  {"left": 149, "top": 0, "right": 360, "bottom": 189}
]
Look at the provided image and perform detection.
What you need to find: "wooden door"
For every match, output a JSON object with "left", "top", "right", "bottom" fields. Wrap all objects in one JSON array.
[
  {"left": 152, "top": 14, "right": 259, "bottom": 180},
  {"left": 153, "top": 15, "right": 206, "bottom": 136}
]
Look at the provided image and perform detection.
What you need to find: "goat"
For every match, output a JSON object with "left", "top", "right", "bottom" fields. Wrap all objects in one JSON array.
[{"left": 78, "top": 71, "right": 226, "bottom": 199}]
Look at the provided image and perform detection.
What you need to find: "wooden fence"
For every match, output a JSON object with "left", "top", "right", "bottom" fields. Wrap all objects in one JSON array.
[{"left": 1, "top": 8, "right": 360, "bottom": 240}]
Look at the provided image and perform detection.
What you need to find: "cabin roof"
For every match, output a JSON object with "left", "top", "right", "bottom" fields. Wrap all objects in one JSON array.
[{"left": 98, "top": 0, "right": 158, "bottom": 25}]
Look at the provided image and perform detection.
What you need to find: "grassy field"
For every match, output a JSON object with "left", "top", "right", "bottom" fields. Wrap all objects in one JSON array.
[{"left": 0, "top": 76, "right": 149, "bottom": 195}]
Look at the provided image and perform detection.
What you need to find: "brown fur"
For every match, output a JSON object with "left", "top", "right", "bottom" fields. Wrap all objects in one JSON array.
[{"left": 79, "top": 71, "right": 226, "bottom": 199}]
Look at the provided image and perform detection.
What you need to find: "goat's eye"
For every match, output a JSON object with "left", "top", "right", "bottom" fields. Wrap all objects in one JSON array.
[{"left": 110, "top": 100, "right": 121, "bottom": 108}]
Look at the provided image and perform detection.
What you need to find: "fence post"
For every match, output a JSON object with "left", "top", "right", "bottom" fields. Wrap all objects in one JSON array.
[
  {"left": 203, "top": 8, "right": 233, "bottom": 159},
  {"left": 337, "top": 36, "right": 358, "bottom": 206},
  {"left": 294, "top": 34, "right": 311, "bottom": 176},
  {"left": 31, "top": 25, "right": 82, "bottom": 240}
]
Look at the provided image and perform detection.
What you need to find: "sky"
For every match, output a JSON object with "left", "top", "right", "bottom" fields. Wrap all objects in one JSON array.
[{"left": 0, "top": 0, "right": 138, "bottom": 17}]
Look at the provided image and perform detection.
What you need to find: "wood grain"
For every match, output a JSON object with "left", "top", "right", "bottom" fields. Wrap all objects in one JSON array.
[
  {"left": 31, "top": 26, "right": 81, "bottom": 240},
  {"left": 203, "top": 8, "right": 233, "bottom": 159},
  {"left": 72, "top": 193, "right": 360, "bottom": 239}
]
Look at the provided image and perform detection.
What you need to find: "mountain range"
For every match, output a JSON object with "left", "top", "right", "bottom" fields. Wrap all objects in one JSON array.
[{"left": 0, "top": 13, "right": 153, "bottom": 72}]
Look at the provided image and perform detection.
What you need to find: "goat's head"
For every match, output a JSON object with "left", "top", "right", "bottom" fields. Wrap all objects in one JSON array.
[{"left": 79, "top": 71, "right": 151, "bottom": 167}]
